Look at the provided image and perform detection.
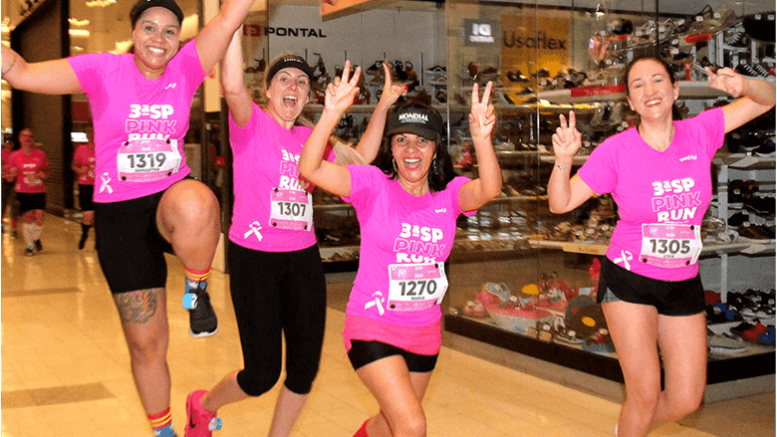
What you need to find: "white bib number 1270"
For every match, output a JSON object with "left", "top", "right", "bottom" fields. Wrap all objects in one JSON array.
[{"left": 387, "top": 263, "right": 448, "bottom": 311}]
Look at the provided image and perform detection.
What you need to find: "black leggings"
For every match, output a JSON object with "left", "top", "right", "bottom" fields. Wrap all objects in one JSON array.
[{"left": 228, "top": 242, "right": 327, "bottom": 396}]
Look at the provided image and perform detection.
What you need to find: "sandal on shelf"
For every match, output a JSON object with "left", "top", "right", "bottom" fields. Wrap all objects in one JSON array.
[
  {"left": 463, "top": 301, "right": 488, "bottom": 317},
  {"left": 484, "top": 282, "right": 511, "bottom": 302}
]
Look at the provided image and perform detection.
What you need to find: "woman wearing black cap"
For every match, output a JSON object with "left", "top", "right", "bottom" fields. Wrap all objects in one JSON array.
[
  {"left": 180, "top": 29, "right": 408, "bottom": 437},
  {"left": 299, "top": 63, "right": 502, "bottom": 437},
  {"left": 1, "top": 1, "right": 255, "bottom": 436}
]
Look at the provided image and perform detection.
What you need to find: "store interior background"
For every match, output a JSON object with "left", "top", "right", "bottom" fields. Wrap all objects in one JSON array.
[{"left": 1, "top": 0, "right": 775, "bottom": 435}]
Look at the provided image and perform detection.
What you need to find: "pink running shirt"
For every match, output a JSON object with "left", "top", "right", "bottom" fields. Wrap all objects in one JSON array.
[
  {"left": 578, "top": 107, "right": 725, "bottom": 281},
  {"left": 1, "top": 149, "right": 10, "bottom": 181},
  {"left": 9, "top": 149, "right": 48, "bottom": 193},
  {"left": 343, "top": 165, "right": 474, "bottom": 327},
  {"left": 68, "top": 40, "right": 205, "bottom": 202},
  {"left": 228, "top": 103, "right": 335, "bottom": 252},
  {"left": 73, "top": 144, "right": 96, "bottom": 185}
]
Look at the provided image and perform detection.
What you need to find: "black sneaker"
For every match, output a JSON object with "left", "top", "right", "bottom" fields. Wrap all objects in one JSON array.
[
  {"left": 34, "top": 239, "right": 42, "bottom": 253},
  {"left": 188, "top": 285, "right": 218, "bottom": 338}
]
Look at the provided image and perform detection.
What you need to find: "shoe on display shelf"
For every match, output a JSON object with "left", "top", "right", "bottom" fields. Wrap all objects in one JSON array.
[
  {"left": 424, "top": 65, "right": 446, "bottom": 75},
  {"left": 743, "top": 13, "right": 776, "bottom": 43}
]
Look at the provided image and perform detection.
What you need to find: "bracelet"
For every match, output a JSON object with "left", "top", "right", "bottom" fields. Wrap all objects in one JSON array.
[{"left": 2, "top": 53, "right": 16, "bottom": 78}]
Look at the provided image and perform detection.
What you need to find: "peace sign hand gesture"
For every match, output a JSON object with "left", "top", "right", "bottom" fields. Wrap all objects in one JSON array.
[
  {"left": 706, "top": 67, "right": 746, "bottom": 98},
  {"left": 469, "top": 81, "right": 496, "bottom": 143},
  {"left": 378, "top": 61, "right": 407, "bottom": 106},
  {"left": 552, "top": 111, "right": 582, "bottom": 160},
  {"left": 324, "top": 60, "right": 361, "bottom": 117}
]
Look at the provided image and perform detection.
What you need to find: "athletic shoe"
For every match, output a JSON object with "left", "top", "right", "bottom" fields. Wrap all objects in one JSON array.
[
  {"left": 185, "top": 390, "right": 222, "bottom": 437},
  {"left": 25, "top": 246, "right": 34, "bottom": 257},
  {"left": 34, "top": 239, "right": 42, "bottom": 253},
  {"left": 187, "top": 284, "right": 219, "bottom": 338}
]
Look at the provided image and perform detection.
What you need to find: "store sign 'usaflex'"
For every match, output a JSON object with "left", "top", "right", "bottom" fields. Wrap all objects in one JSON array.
[
  {"left": 503, "top": 30, "right": 567, "bottom": 50},
  {"left": 464, "top": 19, "right": 498, "bottom": 46},
  {"left": 244, "top": 24, "right": 327, "bottom": 38}
]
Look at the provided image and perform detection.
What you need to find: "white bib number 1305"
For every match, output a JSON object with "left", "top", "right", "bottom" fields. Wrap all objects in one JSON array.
[{"left": 640, "top": 224, "right": 702, "bottom": 268}]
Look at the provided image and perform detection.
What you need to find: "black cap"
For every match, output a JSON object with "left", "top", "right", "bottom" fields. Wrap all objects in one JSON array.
[
  {"left": 130, "top": 0, "right": 184, "bottom": 28},
  {"left": 266, "top": 55, "right": 315, "bottom": 84},
  {"left": 385, "top": 105, "right": 444, "bottom": 141}
]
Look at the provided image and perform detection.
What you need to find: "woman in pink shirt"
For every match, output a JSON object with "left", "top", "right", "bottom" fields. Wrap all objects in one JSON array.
[
  {"left": 299, "top": 64, "right": 502, "bottom": 437},
  {"left": 1, "top": 1, "right": 255, "bottom": 436},
  {"left": 548, "top": 56, "right": 775, "bottom": 437},
  {"left": 183, "top": 29, "right": 406, "bottom": 437},
  {"left": 7, "top": 128, "right": 49, "bottom": 256},
  {"left": 71, "top": 125, "right": 96, "bottom": 250},
  {"left": 1, "top": 136, "right": 19, "bottom": 237}
]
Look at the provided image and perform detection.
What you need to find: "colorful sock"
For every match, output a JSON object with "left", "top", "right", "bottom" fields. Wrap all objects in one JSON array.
[
  {"left": 149, "top": 407, "right": 174, "bottom": 437},
  {"left": 185, "top": 267, "right": 210, "bottom": 294},
  {"left": 32, "top": 224, "right": 42, "bottom": 241},
  {"left": 22, "top": 223, "right": 34, "bottom": 247}
]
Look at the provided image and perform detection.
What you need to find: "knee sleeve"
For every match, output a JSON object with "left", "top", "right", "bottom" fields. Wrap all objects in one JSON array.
[{"left": 236, "top": 364, "right": 282, "bottom": 397}]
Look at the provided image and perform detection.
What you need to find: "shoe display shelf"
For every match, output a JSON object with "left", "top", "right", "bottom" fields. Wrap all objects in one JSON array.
[{"left": 535, "top": 81, "right": 728, "bottom": 104}]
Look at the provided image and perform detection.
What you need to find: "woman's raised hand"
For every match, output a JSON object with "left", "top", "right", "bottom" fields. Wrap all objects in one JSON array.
[
  {"left": 552, "top": 111, "right": 582, "bottom": 159},
  {"left": 468, "top": 81, "right": 496, "bottom": 143},
  {"left": 706, "top": 67, "right": 746, "bottom": 98},
  {"left": 378, "top": 61, "right": 407, "bottom": 106},
  {"left": 324, "top": 60, "right": 362, "bottom": 116}
]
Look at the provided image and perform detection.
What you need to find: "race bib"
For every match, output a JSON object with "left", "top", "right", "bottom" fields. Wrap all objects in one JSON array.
[
  {"left": 117, "top": 138, "right": 182, "bottom": 182},
  {"left": 23, "top": 176, "right": 42, "bottom": 186},
  {"left": 387, "top": 262, "right": 448, "bottom": 311},
  {"left": 640, "top": 223, "right": 702, "bottom": 268},
  {"left": 269, "top": 188, "right": 313, "bottom": 231}
]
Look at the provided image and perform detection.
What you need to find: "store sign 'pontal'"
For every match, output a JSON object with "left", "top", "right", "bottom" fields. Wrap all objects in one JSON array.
[{"left": 243, "top": 25, "right": 327, "bottom": 38}]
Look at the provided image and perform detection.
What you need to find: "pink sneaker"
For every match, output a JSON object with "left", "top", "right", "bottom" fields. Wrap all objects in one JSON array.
[{"left": 185, "top": 390, "right": 222, "bottom": 437}]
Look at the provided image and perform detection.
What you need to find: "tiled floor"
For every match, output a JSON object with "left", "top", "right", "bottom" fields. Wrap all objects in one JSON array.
[{"left": 1, "top": 215, "right": 774, "bottom": 437}]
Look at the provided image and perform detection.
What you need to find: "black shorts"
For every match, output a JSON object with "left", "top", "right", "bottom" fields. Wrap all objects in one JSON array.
[
  {"left": 597, "top": 257, "right": 705, "bottom": 316},
  {"left": 17, "top": 192, "right": 45, "bottom": 213},
  {"left": 348, "top": 340, "right": 439, "bottom": 373},
  {"left": 78, "top": 184, "right": 94, "bottom": 211},
  {"left": 94, "top": 191, "right": 173, "bottom": 294}
]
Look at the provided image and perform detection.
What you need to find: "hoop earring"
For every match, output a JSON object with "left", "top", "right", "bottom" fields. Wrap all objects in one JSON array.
[{"left": 392, "top": 158, "right": 398, "bottom": 173}]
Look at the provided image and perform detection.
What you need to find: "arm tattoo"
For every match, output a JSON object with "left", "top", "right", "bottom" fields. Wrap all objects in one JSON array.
[{"left": 114, "top": 288, "right": 160, "bottom": 324}]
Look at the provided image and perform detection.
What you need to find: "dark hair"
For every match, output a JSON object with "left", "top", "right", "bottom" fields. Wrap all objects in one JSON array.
[
  {"left": 623, "top": 55, "right": 676, "bottom": 96},
  {"left": 371, "top": 99, "right": 456, "bottom": 193},
  {"left": 130, "top": 0, "right": 184, "bottom": 29}
]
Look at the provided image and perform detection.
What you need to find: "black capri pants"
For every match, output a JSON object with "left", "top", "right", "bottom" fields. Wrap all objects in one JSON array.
[
  {"left": 79, "top": 184, "right": 95, "bottom": 211},
  {"left": 229, "top": 242, "right": 327, "bottom": 396}
]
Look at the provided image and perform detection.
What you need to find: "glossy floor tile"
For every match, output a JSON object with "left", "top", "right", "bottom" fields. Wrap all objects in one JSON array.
[{"left": 1, "top": 215, "right": 774, "bottom": 437}]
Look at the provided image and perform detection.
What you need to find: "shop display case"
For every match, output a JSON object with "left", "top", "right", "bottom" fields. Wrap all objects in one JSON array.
[{"left": 439, "top": 0, "right": 775, "bottom": 387}]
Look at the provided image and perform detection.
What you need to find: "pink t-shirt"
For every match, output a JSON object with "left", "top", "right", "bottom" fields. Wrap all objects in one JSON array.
[
  {"left": 228, "top": 103, "right": 335, "bottom": 252},
  {"left": 1, "top": 149, "right": 10, "bottom": 181},
  {"left": 73, "top": 144, "right": 96, "bottom": 185},
  {"left": 9, "top": 149, "right": 48, "bottom": 193},
  {"left": 68, "top": 40, "right": 205, "bottom": 203},
  {"left": 578, "top": 107, "right": 725, "bottom": 281},
  {"left": 344, "top": 165, "right": 474, "bottom": 327}
]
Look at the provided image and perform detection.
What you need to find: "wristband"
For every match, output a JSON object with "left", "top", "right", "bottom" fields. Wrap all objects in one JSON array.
[{"left": 2, "top": 53, "right": 16, "bottom": 78}]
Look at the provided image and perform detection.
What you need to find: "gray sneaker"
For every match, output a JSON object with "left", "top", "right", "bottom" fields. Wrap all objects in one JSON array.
[{"left": 188, "top": 285, "right": 218, "bottom": 338}]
